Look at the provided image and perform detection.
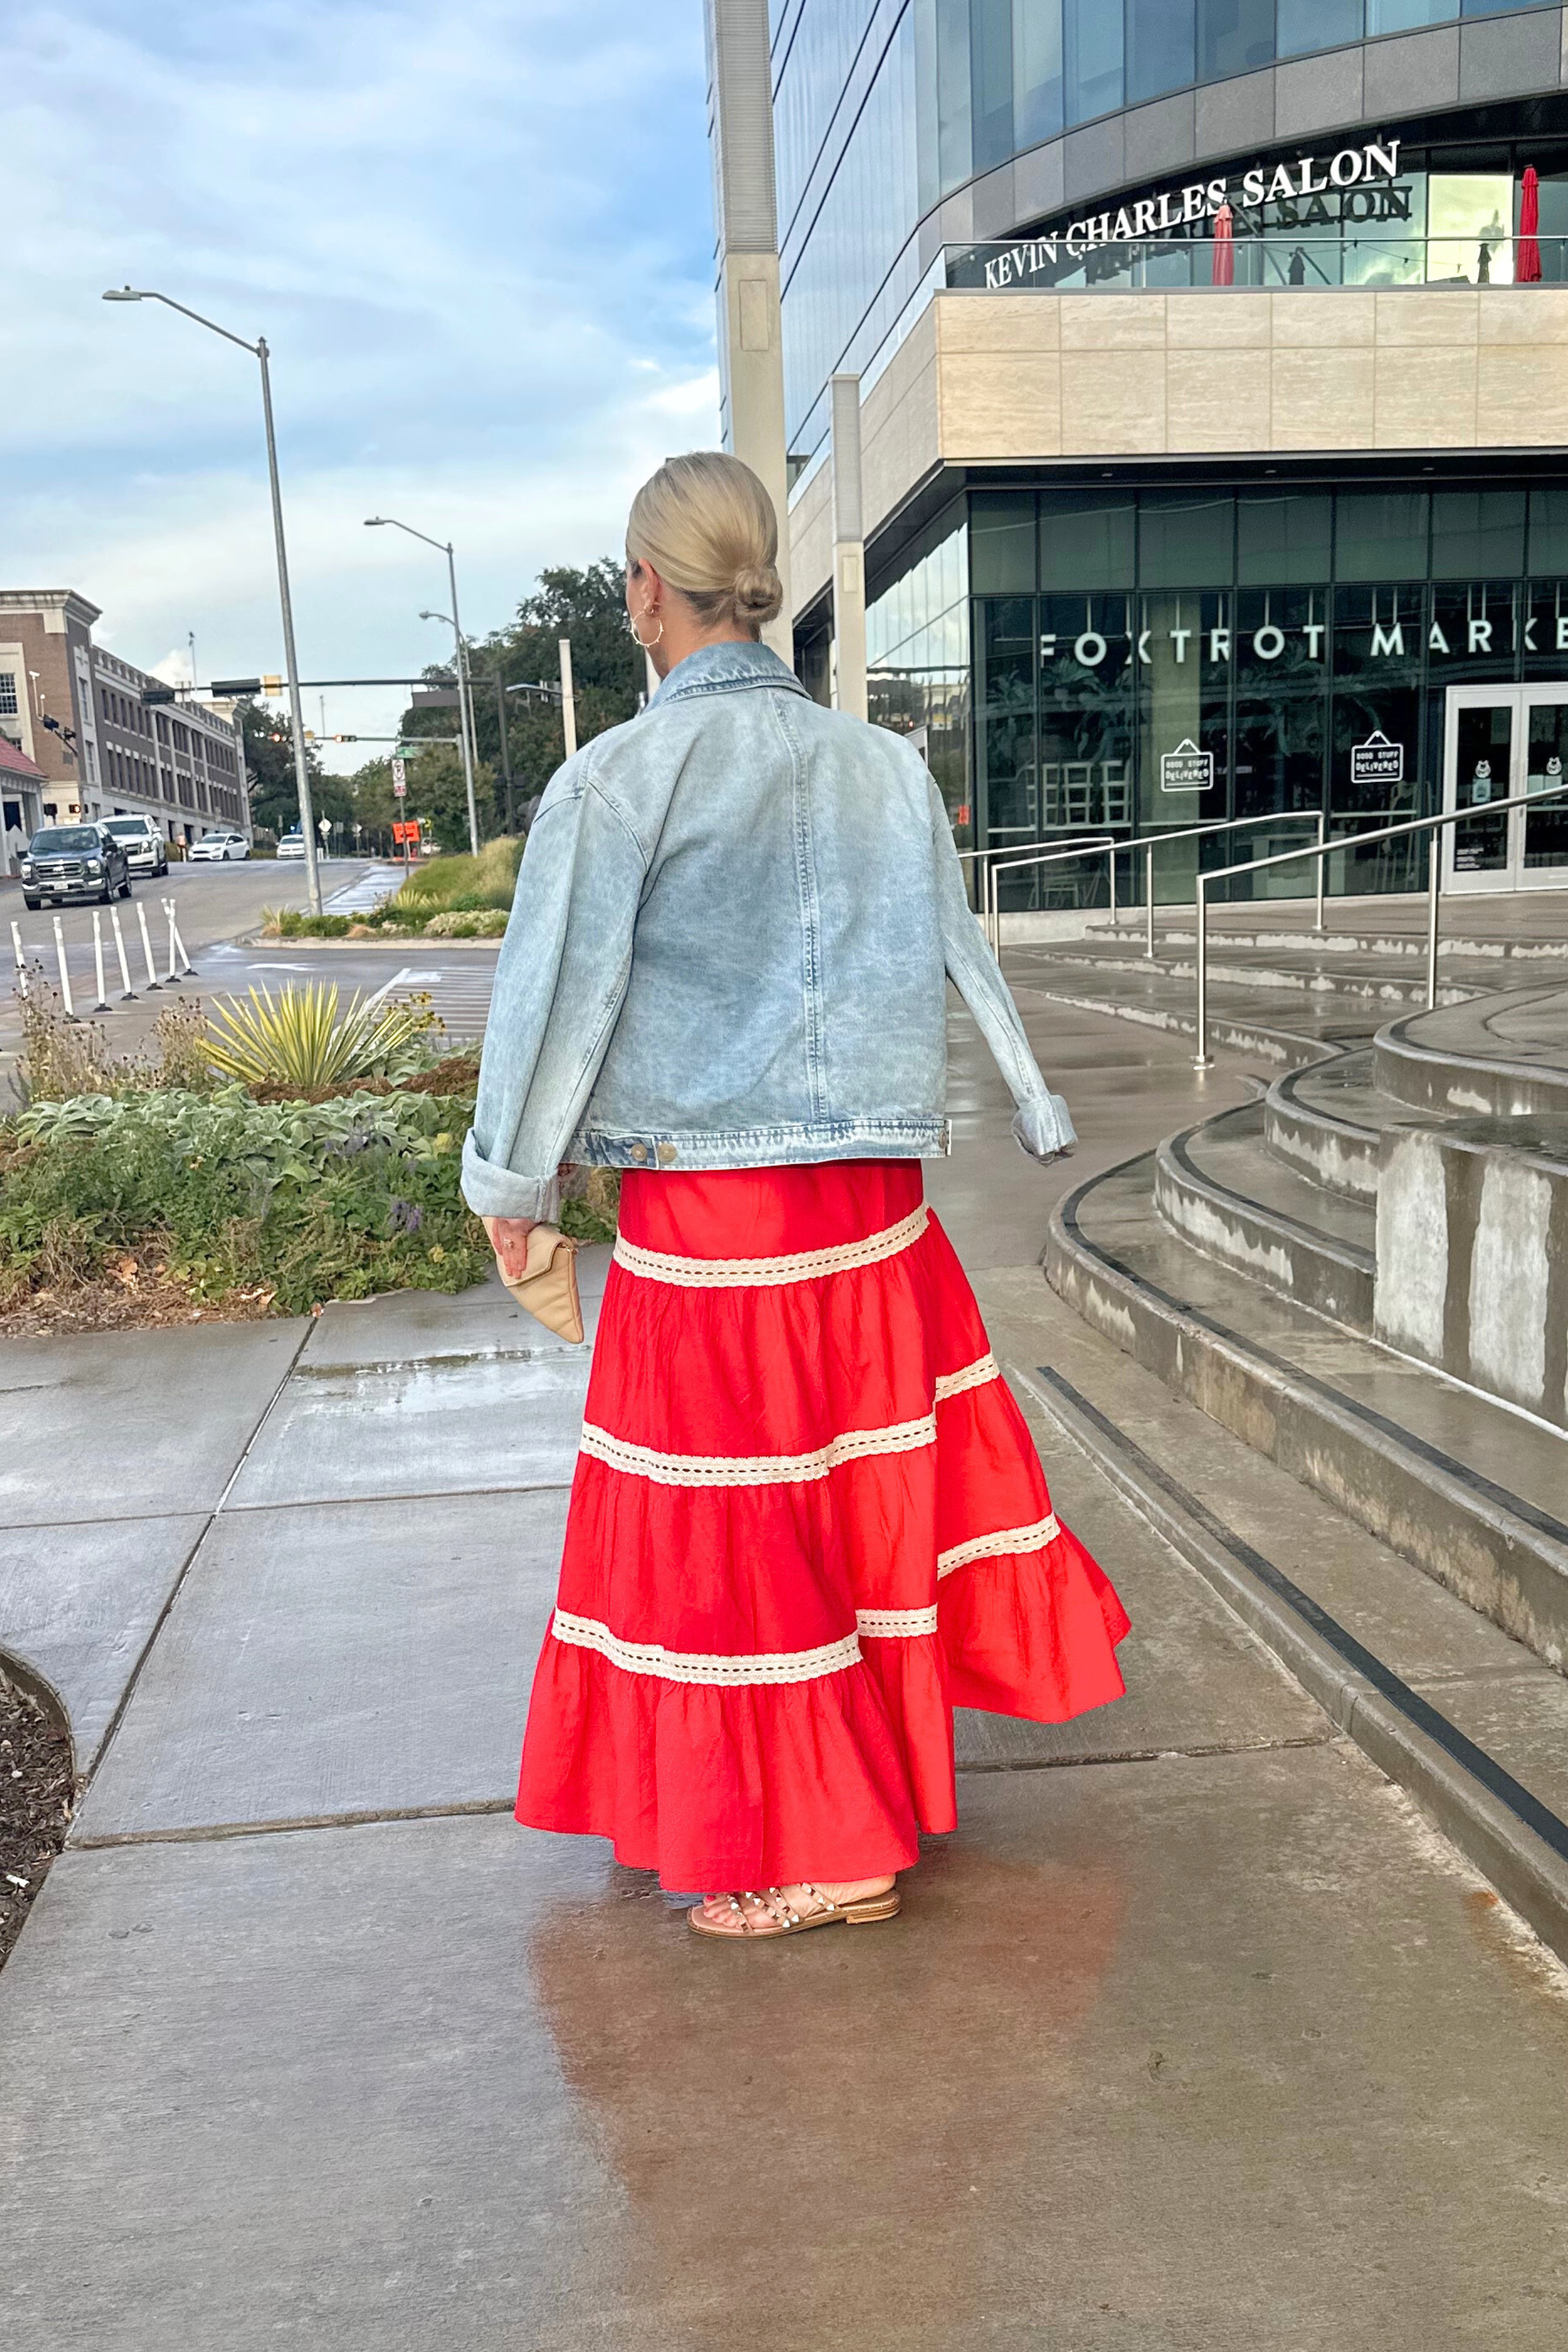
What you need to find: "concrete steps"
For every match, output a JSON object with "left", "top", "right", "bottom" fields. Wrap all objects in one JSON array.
[
  {"left": 1047, "top": 1149, "right": 1568, "bottom": 1670},
  {"left": 1376, "top": 985, "right": 1568, "bottom": 1118},
  {"left": 1262, "top": 1052, "right": 1386, "bottom": 1199},
  {"left": 1154, "top": 1101, "right": 1376, "bottom": 1330},
  {"left": 1038, "top": 934, "right": 1483, "bottom": 1007}
]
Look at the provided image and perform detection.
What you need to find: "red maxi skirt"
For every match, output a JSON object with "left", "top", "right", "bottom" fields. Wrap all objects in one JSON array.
[{"left": 517, "top": 1160, "right": 1130, "bottom": 1890}]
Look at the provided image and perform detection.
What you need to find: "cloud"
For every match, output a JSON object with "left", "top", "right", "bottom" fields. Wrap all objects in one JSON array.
[{"left": 3, "top": 0, "right": 719, "bottom": 766}]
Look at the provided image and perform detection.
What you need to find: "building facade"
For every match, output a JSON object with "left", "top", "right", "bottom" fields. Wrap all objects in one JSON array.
[
  {"left": 0, "top": 591, "right": 249, "bottom": 876},
  {"left": 766, "top": 0, "right": 1568, "bottom": 903}
]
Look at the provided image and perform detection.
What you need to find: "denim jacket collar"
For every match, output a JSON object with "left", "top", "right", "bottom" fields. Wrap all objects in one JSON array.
[{"left": 646, "top": 637, "right": 809, "bottom": 711}]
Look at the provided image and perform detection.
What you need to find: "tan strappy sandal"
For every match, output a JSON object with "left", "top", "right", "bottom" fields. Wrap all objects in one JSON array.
[{"left": 687, "top": 1881, "right": 902, "bottom": 1940}]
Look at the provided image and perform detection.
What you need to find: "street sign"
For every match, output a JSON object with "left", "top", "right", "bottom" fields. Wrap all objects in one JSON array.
[
  {"left": 411, "top": 686, "right": 460, "bottom": 710},
  {"left": 1160, "top": 739, "right": 1213, "bottom": 793},
  {"left": 391, "top": 756, "right": 407, "bottom": 798},
  {"left": 1350, "top": 729, "right": 1404, "bottom": 787}
]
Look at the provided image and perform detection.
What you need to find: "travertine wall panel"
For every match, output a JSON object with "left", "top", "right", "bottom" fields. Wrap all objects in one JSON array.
[{"left": 787, "top": 282, "right": 1568, "bottom": 623}]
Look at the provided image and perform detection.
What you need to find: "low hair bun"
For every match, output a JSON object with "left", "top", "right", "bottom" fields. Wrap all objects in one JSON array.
[
  {"left": 626, "top": 451, "right": 783, "bottom": 640},
  {"left": 732, "top": 561, "right": 784, "bottom": 626}
]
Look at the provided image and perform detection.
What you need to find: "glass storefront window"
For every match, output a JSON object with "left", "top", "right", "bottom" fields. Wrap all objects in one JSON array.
[
  {"left": 1523, "top": 580, "right": 1568, "bottom": 676},
  {"left": 1234, "top": 588, "right": 1330, "bottom": 816},
  {"left": 1238, "top": 492, "right": 1332, "bottom": 585},
  {"left": 1038, "top": 594, "right": 1135, "bottom": 838},
  {"left": 972, "top": 491, "right": 1037, "bottom": 592},
  {"left": 1039, "top": 490, "right": 1134, "bottom": 591},
  {"left": 1336, "top": 492, "right": 1430, "bottom": 581},
  {"left": 1139, "top": 492, "right": 1234, "bottom": 588},
  {"left": 1427, "top": 173, "right": 1514, "bottom": 285},
  {"left": 1529, "top": 489, "right": 1568, "bottom": 575},
  {"left": 1427, "top": 581, "right": 1519, "bottom": 682},
  {"left": 1431, "top": 491, "right": 1526, "bottom": 580},
  {"left": 977, "top": 596, "right": 1038, "bottom": 842}
]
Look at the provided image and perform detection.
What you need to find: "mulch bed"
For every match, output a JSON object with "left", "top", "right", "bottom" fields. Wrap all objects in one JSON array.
[
  {"left": 0, "top": 1270, "right": 279, "bottom": 1340},
  {"left": 0, "top": 1674, "right": 75, "bottom": 1972}
]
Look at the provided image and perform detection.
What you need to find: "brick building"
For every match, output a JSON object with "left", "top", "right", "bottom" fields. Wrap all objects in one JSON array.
[{"left": 0, "top": 590, "right": 250, "bottom": 878}]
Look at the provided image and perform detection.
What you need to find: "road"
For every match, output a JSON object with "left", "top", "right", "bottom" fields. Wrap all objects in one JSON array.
[{"left": 1, "top": 861, "right": 499, "bottom": 1090}]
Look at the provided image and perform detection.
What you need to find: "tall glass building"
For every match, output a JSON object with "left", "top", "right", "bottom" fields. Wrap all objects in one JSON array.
[{"left": 755, "top": 0, "right": 1568, "bottom": 904}]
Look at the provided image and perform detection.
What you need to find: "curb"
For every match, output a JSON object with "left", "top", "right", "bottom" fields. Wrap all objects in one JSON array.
[{"left": 1014, "top": 1363, "right": 1568, "bottom": 1970}]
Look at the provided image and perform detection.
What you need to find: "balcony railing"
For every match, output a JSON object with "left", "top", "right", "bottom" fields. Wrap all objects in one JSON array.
[{"left": 946, "top": 232, "right": 1563, "bottom": 299}]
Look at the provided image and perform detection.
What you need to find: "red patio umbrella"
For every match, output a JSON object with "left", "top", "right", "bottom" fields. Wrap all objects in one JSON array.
[
  {"left": 1211, "top": 201, "right": 1235, "bottom": 288},
  {"left": 1519, "top": 165, "right": 1542, "bottom": 284}
]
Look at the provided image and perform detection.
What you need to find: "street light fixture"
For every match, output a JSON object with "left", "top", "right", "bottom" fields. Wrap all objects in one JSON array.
[
  {"left": 101, "top": 286, "right": 324, "bottom": 913},
  {"left": 363, "top": 516, "right": 480, "bottom": 853}
]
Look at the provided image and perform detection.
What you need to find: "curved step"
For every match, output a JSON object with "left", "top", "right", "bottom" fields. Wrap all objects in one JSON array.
[
  {"left": 1153, "top": 1101, "right": 1376, "bottom": 1331},
  {"left": 1264, "top": 1051, "right": 1383, "bottom": 1200},
  {"left": 1376, "top": 985, "right": 1568, "bottom": 1119},
  {"left": 1046, "top": 1152, "right": 1568, "bottom": 1673}
]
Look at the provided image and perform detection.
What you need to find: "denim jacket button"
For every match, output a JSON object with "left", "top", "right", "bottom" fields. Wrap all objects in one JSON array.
[
  {"left": 630, "top": 1143, "right": 650, "bottom": 1163},
  {"left": 657, "top": 1142, "right": 678, "bottom": 1166}
]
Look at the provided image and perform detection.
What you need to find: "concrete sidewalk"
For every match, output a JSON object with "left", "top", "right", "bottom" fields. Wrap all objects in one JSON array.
[{"left": 4, "top": 1001, "right": 1568, "bottom": 2348}]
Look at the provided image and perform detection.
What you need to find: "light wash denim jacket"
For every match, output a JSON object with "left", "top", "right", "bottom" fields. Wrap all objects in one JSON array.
[{"left": 461, "top": 640, "right": 1075, "bottom": 1222}]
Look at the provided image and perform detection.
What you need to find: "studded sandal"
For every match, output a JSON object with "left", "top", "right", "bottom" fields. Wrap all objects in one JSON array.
[{"left": 687, "top": 1881, "right": 902, "bottom": 1940}]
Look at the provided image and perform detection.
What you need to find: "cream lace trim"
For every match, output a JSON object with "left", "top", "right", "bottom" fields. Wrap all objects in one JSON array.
[
  {"left": 551, "top": 1610, "right": 861, "bottom": 1687},
  {"left": 613, "top": 1204, "right": 928, "bottom": 1288},
  {"left": 576, "top": 1353, "right": 1001, "bottom": 1490},
  {"left": 937, "top": 1514, "right": 1061, "bottom": 1578},
  {"left": 856, "top": 1605, "right": 940, "bottom": 1638}
]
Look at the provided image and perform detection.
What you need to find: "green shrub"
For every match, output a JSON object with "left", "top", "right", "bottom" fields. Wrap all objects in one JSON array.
[
  {"left": 423, "top": 908, "right": 509, "bottom": 939},
  {"left": 266, "top": 910, "right": 355, "bottom": 939},
  {"left": 1, "top": 1086, "right": 489, "bottom": 1314},
  {"left": 390, "top": 836, "right": 522, "bottom": 916},
  {"left": 204, "top": 982, "right": 442, "bottom": 1090}
]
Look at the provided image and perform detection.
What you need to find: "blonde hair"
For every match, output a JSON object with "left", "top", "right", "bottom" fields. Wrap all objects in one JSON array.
[{"left": 626, "top": 450, "right": 783, "bottom": 635}]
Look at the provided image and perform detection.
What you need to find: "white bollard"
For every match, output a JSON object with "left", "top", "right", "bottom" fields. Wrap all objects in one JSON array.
[
  {"left": 169, "top": 908, "right": 196, "bottom": 978},
  {"left": 51, "top": 915, "right": 78, "bottom": 1021},
  {"left": 135, "top": 898, "right": 162, "bottom": 989},
  {"left": 163, "top": 898, "right": 180, "bottom": 986},
  {"left": 91, "top": 912, "right": 111, "bottom": 1011},
  {"left": 110, "top": 907, "right": 137, "bottom": 998},
  {"left": 10, "top": 919, "right": 29, "bottom": 1001}
]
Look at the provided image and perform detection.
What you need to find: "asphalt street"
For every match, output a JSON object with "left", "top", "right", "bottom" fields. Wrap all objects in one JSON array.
[{"left": 0, "top": 860, "right": 498, "bottom": 1090}]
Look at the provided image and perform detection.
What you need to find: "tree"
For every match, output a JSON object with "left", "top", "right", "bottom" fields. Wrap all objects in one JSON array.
[{"left": 395, "top": 559, "right": 641, "bottom": 838}]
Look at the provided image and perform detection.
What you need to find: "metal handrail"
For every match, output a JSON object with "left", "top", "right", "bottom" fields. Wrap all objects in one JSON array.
[
  {"left": 1190, "top": 780, "right": 1568, "bottom": 1067},
  {"left": 984, "top": 809, "right": 1324, "bottom": 956},
  {"left": 976, "top": 838, "right": 1116, "bottom": 950}
]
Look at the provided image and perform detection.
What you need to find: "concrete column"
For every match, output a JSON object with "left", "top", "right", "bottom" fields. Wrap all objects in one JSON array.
[
  {"left": 705, "top": 0, "right": 793, "bottom": 662},
  {"left": 830, "top": 372, "right": 867, "bottom": 721}
]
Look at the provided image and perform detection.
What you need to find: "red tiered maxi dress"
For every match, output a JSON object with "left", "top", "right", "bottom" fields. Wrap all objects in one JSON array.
[{"left": 517, "top": 1159, "right": 1130, "bottom": 1891}]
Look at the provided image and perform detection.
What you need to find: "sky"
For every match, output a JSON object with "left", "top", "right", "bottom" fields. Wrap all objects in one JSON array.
[{"left": 4, "top": 0, "right": 719, "bottom": 769}]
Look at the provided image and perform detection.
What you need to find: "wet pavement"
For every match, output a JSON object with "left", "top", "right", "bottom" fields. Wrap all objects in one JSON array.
[{"left": 4, "top": 991, "right": 1568, "bottom": 2346}]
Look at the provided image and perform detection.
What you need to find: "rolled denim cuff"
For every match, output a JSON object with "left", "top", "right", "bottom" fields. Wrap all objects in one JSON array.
[
  {"left": 460, "top": 1132, "right": 561, "bottom": 1224},
  {"left": 1010, "top": 1090, "right": 1077, "bottom": 1162}
]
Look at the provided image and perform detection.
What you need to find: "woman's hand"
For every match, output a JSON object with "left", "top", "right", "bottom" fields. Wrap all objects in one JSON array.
[{"left": 483, "top": 1215, "right": 537, "bottom": 1283}]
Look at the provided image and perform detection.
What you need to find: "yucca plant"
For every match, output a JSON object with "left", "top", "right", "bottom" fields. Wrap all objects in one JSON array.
[{"left": 204, "top": 982, "right": 437, "bottom": 1091}]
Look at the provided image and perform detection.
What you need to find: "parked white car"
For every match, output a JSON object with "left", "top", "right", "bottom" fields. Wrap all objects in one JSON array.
[
  {"left": 275, "top": 830, "right": 306, "bottom": 860},
  {"left": 189, "top": 830, "right": 251, "bottom": 862},
  {"left": 101, "top": 814, "right": 170, "bottom": 877}
]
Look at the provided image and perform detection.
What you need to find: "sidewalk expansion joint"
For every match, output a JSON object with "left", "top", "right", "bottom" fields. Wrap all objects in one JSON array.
[
  {"left": 69, "top": 1795, "right": 518, "bottom": 1850},
  {"left": 955, "top": 1732, "right": 1336, "bottom": 1776},
  {"left": 219, "top": 1475, "right": 576, "bottom": 1517}
]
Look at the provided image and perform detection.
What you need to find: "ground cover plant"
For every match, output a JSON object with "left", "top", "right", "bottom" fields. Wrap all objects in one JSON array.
[
  {"left": 263, "top": 837, "right": 522, "bottom": 940},
  {"left": 0, "top": 981, "right": 616, "bottom": 1329}
]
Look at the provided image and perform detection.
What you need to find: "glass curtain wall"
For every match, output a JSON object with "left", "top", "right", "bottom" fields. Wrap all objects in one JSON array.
[
  {"left": 866, "top": 504, "right": 974, "bottom": 842},
  {"left": 970, "top": 481, "right": 1568, "bottom": 907}
]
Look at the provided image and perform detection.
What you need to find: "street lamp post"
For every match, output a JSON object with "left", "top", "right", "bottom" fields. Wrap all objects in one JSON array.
[
  {"left": 101, "top": 286, "right": 324, "bottom": 913},
  {"left": 364, "top": 518, "right": 480, "bottom": 853}
]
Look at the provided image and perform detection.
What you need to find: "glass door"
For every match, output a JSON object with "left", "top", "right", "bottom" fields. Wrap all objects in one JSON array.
[
  {"left": 1443, "top": 686, "right": 1568, "bottom": 892},
  {"left": 1522, "top": 693, "right": 1568, "bottom": 887},
  {"left": 1443, "top": 689, "right": 1516, "bottom": 892}
]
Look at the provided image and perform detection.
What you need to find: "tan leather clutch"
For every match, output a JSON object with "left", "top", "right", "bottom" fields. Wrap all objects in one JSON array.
[{"left": 501, "top": 1222, "right": 584, "bottom": 1344}]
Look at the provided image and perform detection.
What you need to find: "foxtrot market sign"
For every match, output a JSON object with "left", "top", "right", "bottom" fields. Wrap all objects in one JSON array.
[
  {"left": 1039, "top": 606, "right": 1568, "bottom": 671},
  {"left": 983, "top": 139, "right": 1404, "bottom": 286},
  {"left": 1161, "top": 740, "right": 1213, "bottom": 794},
  {"left": 1350, "top": 731, "right": 1404, "bottom": 786}
]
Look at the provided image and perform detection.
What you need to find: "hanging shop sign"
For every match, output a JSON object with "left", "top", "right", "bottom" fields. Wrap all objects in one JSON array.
[
  {"left": 1349, "top": 731, "right": 1404, "bottom": 786},
  {"left": 1160, "top": 740, "right": 1213, "bottom": 793},
  {"left": 983, "top": 140, "right": 1404, "bottom": 286}
]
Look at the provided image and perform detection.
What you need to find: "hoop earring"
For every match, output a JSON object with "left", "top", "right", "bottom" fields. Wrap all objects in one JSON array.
[{"left": 630, "top": 608, "right": 664, "bottom": 651}]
